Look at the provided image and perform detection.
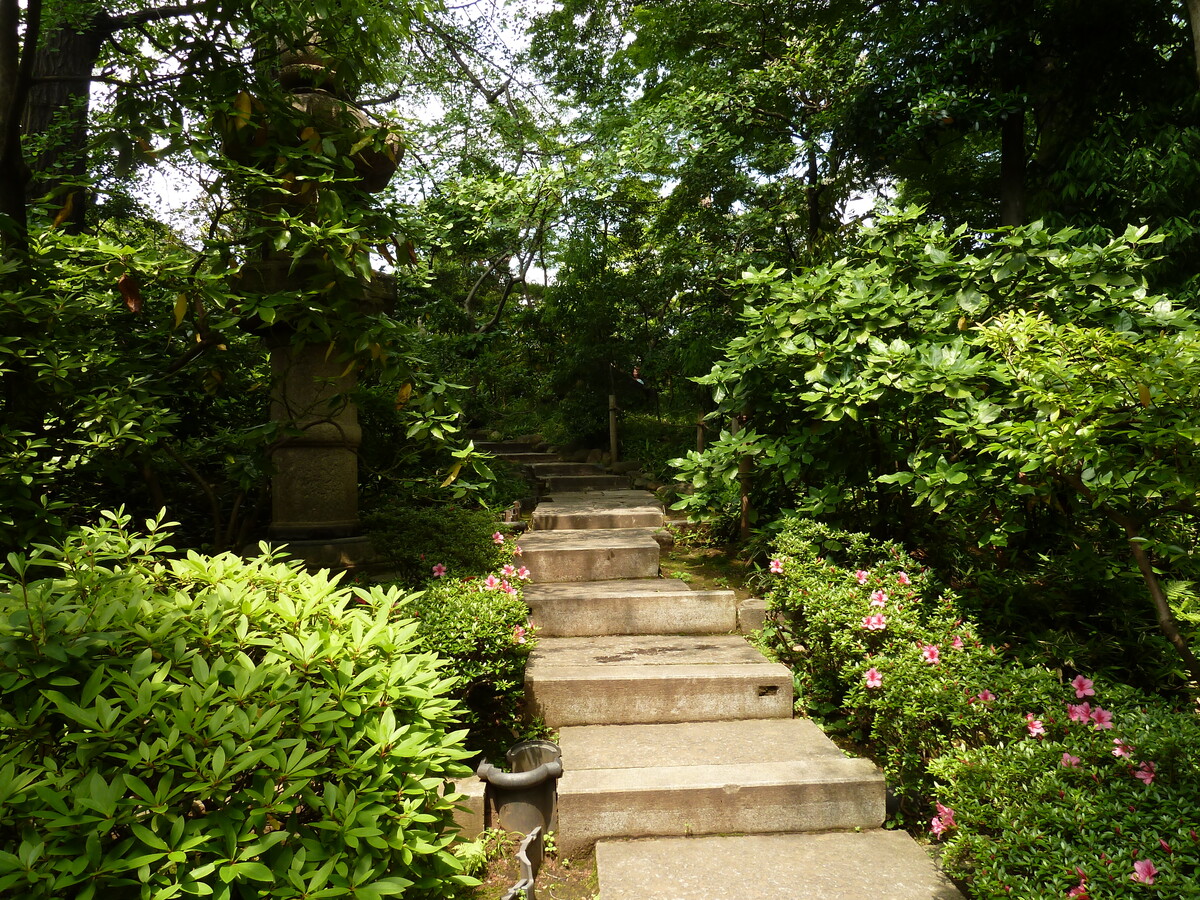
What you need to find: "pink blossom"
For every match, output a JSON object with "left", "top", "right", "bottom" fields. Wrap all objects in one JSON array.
[
  {"left": 1134, "top": 761, "right": 1156, "bottom": 785},
  {"left": 855, "top": 570, "right": 869, "bottom": 585},
  {"left": 769, "top": 558, "right": 784, "bottom": 574},
  {"left": 864, "top": 667, "right": 883, "bottom": 688},
  {"left": 870, "top": 590, "right": 888, "bottom": 607},
  {"left": 1130, "top": 859, "right": 1158, "bottom": 884},
  {"left": 1066, "top": 879, "right": 1090, "bottom": 899},
  {"left": 1026, "top": 713, "right": 1046, "bottom": 737},
  {"left": 952, "top": 635, "right": 965, "bottom": 650},
  {"left": 1112, "top": 739, "right": 1133, "bottom": 759},
  {"left": 512, "top": 625, "right": 527, "bottom": 644},
  {"left": 431, "top": 563, "right": 446, "bottom": 578},
  {"left": 514, "top": 545, "right": 523, "bottom": 555},
  {"left": 502, "top": 564, "right": 517, "bottom": 577},
  {"left": 922, "top": 644, "right": 941, "bottom": 665},
  {"left": 1071, "top": 675, "right": 1096, "bottom": 699},
  {"left": 516, "top": 566, "right": 532, "bottom": 581},
  {"left": 930, "top": 802, "right": 955, "bottom": 837},
  {"left": 501, "top": 580, "right": 517, "bottom": 595},
  {"left": 1067, "top": 702, "right": 1093, "bottom": 723},
  {"left": 1062, "top": 752, "right": 1081, "bottom": 768},
  {"left": 897, "top": 571, "right": 911, "bottom": 586},
  {"left": 861, "top": 614, "right": 887, "bottom": 631},
  {"left": 1090, "top": 707, "right": 1114, "bottom": 730},
  {"left": 483, "top": 575, "right": 501, "bottom": 591},
  {"left": 976, "top": 689, "right": 996, "bottom": 702},
  {"left": 492, "top": 531, "right": 505, "bottom": 545}
]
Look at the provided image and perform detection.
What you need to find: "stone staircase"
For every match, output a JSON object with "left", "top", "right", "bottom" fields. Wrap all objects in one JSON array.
[{"left": 489, "top": 442, "right": 964, "bottom": 899}]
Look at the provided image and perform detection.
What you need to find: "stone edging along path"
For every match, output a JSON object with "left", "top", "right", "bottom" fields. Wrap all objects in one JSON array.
[{"left": 467, "top": 442, "right": 964, "bottom": 899}]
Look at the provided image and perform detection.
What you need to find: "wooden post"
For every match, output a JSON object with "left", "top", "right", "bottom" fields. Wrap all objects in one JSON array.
[
  {"left": 609, "top": 394, "right": 619, "bottom": 463},
  {"left": 696, "top": 412, "right": 706, "bottom": 453},
  {"left": 732, "top": 411, "right": 752, "bottom": 542}
]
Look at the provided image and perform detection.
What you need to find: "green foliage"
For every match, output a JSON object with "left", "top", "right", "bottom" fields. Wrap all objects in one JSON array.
[
  {"left": 406, "top": 556, "right": 536, "bottom": 761},
  {"left": 0, "top": 510, "right": 476, "bottom": 899},
  {"left": 760, "top": 515, "right": 1200, "bottom": 896},
  {"left": 361, "top": 503, "right": 514, "bottom": 586},
  {"left": 685, "top": 209, "right": 1200, "bottom": 683},
  {"left": 932, "top": 691, "right": 1200, "bottom": 898}
]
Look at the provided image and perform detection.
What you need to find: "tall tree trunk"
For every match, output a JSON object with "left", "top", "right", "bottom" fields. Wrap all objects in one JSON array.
[
  {"left": 0, "top": 0, "right": 41, "bottom": 249},
  {"left": 999, "top": 107, "right": 1026, "bottom": 227},
  {"left": 1185, "top": 0, "right": 1200, "bottom": 87},
  {"left": 20, "top": 4, "right": 107, "bottom": 232}
]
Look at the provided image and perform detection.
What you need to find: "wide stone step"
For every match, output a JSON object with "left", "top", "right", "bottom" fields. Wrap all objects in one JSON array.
[
  {"left": 556, "top": 719, "right": 884, "bottom": 855},
  {"left": 520, "top": 528, "right": 660, "bottom": 583},
  {"left": 473, "top": 441, "right": 540, "bottom": 454},
  {"left": 532, "top": 493, "right": 664, "bottom": 531},
  {"left": 542, "top": 474, "right": 632, "bottom": 492},
  {"left": 529, "top": 461, "right": 605, "bottom": 476},
  {"left": 525, "top": 635, "right": 792, "bottom": 726},
  {"left": 525, "top": 580, "right": 736, "bottom": 636},
  {"left": 595, "top": 832, "right": 964, "bottom": 899},
  {"left": 494, "top": 451, "right": 561, "bottom": 465}
]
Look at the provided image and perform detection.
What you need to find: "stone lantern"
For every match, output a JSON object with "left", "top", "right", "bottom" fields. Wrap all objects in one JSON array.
[{"left": 222, "top": 29, "right": 402, "bottom": 572}]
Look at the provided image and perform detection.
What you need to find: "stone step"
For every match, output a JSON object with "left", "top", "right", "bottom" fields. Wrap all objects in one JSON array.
[
  {"left": 529, "top": 461, "right": 605, "bottom": 476},
  {"left": 525, "top": 580, "right": 737, "bottom": 636},
  {"left": 542, "top": 474, "right": 632, "bottom": 493},
  {"left": 532, "top": 493, "right": 664, "bottom": 531},
  {"left": 525, "top": 635, "right": 792, "bottom": 727},
  {"left": 473, "top": 441, "right": 540, "bottom": 454},
  {"left": 556, "top": 719, "right": 884, "bottom": 855},
  {"left": 520, "top": 528, "right": 661, "bottom": 583},
  {"left": 595, "top": 832, "right": 964, "bottom": 899},
  {"left": 494, "top": 451, "right": 561, "bottom": 465}
]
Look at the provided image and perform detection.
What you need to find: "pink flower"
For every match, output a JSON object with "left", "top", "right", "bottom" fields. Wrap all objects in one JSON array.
[
  {"left": 1071, "top": 675, "right": 1096, "bottom": 699},
  {"left": 514, "top": 544, "right": 522, "bottom": 555},
  {"left": 897, "top": 571, "right": 911, "bottom": 586},
  {"left": 1090, "top": 707, "right": 1114, "bottom": 730},
  {"left": 855, "top": 570, "right": 869, "bottom": 584},
  {"left": 1026, "top": 713, "right": 1045, "bottom": 737},
  {"left": 431, "top": 563, "right": 446, "bottom": 578},
  {"left": 1062, "top": 752, "right": 1081, "bottom": 768},
  {"left": 502, "top": 564, "right": 517, "bottom": 577},
  {"left": 930, "top": 802, "right": 955, "bottom": 837},
  {"left": 861, "top": 614, "right": 887, "bottom": 631},
  {"left": 516, "top": 566, "right": 531, "bottom": 581},
  {"left": 1067, "top": 879, "right": 1090, "bottom": 899},
  {"left": 921, "top": 644, "right": 940, "bottom": 665},
  {"left": 492, "top": 531, "right": 505, "bottom": 545},
  {"left": 952, "top": 635, "right": 965, "bottom": 650},
  {"left": 483, "top": 575, "right": 501, "bottom": 591},
  {"left": 1130, "top": 859, "right": 1158, "bottom": 884},
  {"left": 512, "top": 625, "right": 527, "bottom": 644},
  {"left": 1134, "top": 761, "right": 1156, "bottom": 785},
  {"left": 870, "top": 590, "right": 888, "bottom": 607},
  {"left": 1112, "top": 739, "right": 1133, "bottom": 758},
  {"left": 864, "top": 667, "right": 883, "bottom": 688},
  {"left": 501, "top": 579, "right": 517, "bottom": 595},
  {"left": 1067, "top": 702, "right": 1093, "bottom": 723},
  {"left": 769, "top": 558, "right": 784, "bottom": 574},
  {"left": 976, "top": 689, "right": 996, "bottom": 702}
]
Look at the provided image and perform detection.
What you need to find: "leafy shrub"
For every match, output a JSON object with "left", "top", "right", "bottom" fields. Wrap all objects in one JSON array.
[
  {"left": 932, "top": 687, "right": 1200, "bottom": 898},
  {"left": 760, "top": 514, "right": 1200, "bottom": 896},
  {"left": 0, "top": 511, "right": 476, "bottom": 899},
  {"left": 407, "top": 545, "right": 536, "bottom": 761},
  {"left": 362, "top": 502, "right": 512, "bottom": 587}
]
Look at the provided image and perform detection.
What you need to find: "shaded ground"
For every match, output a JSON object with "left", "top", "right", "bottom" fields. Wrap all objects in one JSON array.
[
  {"left": 657, "top": 539, "right": 756, "bottom": 601},
  {"left": 468, "top": 842, "right": 598, "bottom": 900}
]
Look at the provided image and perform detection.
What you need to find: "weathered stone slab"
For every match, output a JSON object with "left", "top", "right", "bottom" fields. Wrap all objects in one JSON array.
[
  {"left": 519, "top": 529, "right": 660, "bottom": 582},
  {"left": 525, "top": 580, "right": 736, "bottom": 636},
  {"left": 542, "top": 474, "right": 632, "bottom": 493},
  {"left": 525, "top": 636, "right": 792, "bottom": 726},
  {"left": 595, "top": 832, "right": 964, "bottom": 899}
]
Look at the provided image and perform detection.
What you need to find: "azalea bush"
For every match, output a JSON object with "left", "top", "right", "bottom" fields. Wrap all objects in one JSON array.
[
  {"left": 759, "top": 515, "right": 1200, "bottom": 897},
  {"left": 683, "top": 209, "right": 1200, "bottom": 687},
  {"left": 0, "top": 511, "right": 476, "bottom": 899},
  {"left": 361, "top": 501, "right": 513, "bottom": 586},
  {"left": 405, "top": 536, "right": 536, "bottom": 761}
]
